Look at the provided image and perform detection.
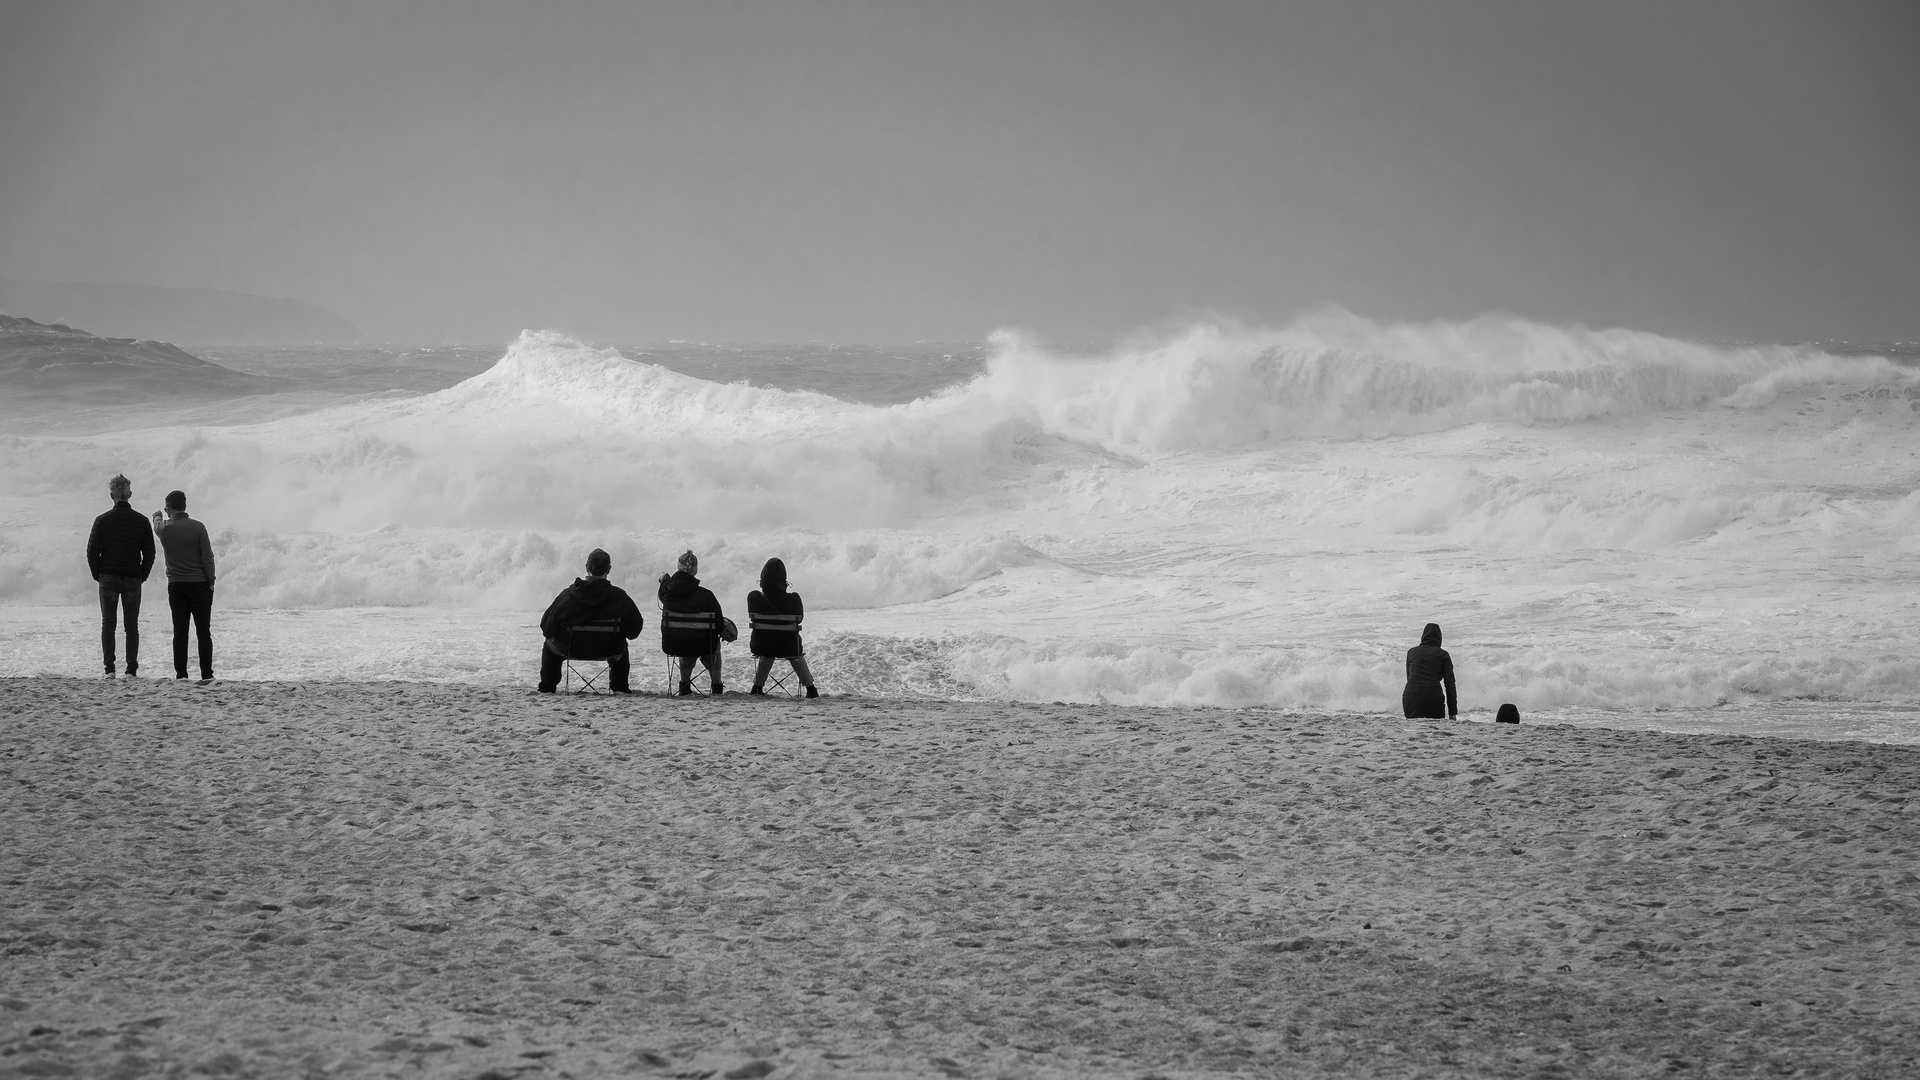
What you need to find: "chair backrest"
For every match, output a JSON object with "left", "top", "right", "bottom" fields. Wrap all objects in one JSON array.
[
  {"left": 748, "top": 611, "right": 803, "bottom": 658},
  {"left": 660, "top": 608, "right": 719, "bottom": 657},
  {"left": 565, "top": 620, "right": 627, "bottom": 662}
]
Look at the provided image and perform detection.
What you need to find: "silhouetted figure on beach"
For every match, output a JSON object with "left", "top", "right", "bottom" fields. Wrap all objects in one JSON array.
[
  {"left": 538, "top": 548, "right": 644, "bottom": 693},
  {"left": 87, "top": 473, "right": 155, "bottom": 678},
  {"left": 747, "top": 557, "right": 818, "bottom": 698},
  {"left": 1496, "top": 703, "right": 1520, "bottom": 724},
  {"left": 659, "top": 550, "right": 729, "bottom": 695},
  {"left": 152, "top": 490, "right": 216, "bottom": 683},
  {"left": 1402, "top": 622, "right": 1456, "bottom": 719}
]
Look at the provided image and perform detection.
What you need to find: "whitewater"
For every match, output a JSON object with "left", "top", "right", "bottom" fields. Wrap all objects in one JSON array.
[{"left": 5, "top": 312, "right": 1919, "bottom": 742}]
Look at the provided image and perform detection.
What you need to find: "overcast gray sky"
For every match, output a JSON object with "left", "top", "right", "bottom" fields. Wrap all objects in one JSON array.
[{"left": 2, "top": 0, "right": 1914, "bottom": 344}]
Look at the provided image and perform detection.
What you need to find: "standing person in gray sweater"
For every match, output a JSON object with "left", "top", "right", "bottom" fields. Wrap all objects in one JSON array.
[
  {"left": 151, "top": 490, "right": 217, "bottom": 682},
  {"left": 86, "top": 473, "right": 155, "bottom": 678}
]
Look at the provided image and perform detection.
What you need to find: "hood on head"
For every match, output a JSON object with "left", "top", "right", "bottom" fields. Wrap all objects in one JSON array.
[
  {"left": 663, "top": 569, "right": 701, "bottom": 598},
  {"left": 1421, "top": 623, "right": 1442, "bottom": 647}
]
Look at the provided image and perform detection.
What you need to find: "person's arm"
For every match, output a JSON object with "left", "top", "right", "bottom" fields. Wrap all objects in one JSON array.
[
  {"left": 540, "top": 591, "right": 569, "bottom": 640},
  {"left": 1442, "top": 652, "right": 1457, "bottom": 718},
  {"left": 792, "top": 592, "right": 803, "bottom": 629},
  {"left": 198, "top": 523, "right": 215, "bottom": 589},
  {"left": 86, "top": 518, "right": 103, "bottom": 580},
  {"left": 139, "top": 518, "right": 156, "bottom": 581},
  {"left": 621, "top": 594, "right": 644, "bottom": 640}
]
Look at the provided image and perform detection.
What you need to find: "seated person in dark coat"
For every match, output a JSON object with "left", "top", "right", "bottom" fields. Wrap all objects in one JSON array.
[
  {"left": 538, "top": 548, "right": 644, "bottom": 693},
  {"left": 747, "top": 557, "right": 817, "bottom": 698},
  {"left": 1402, "top": 621, "right": 1458, "bottom": 719},
  {"left": 658, "top": 549, "right": 728, "bottom": 695}
]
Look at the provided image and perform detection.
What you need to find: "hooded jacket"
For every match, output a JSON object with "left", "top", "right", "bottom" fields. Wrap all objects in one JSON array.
[
  {"left": 658, "top": 570, "right": 724, "bottom": 653},
  {"left": 746, "top": 587, "right": 805, "bottom": 657},
  {"left": 1404, "top": 622, "right": 1456, "bottom": 717},
  {"left": 87, "top": 502, "right": 156, "bottom": 581},
  {"left": 540, "top": 577, "right": 644, "bottom": 645}
]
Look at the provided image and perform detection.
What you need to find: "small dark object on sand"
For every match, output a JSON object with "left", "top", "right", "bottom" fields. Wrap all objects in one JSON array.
[{"left": 1496, "top": 703, "right": 1520, "bottom": 724}]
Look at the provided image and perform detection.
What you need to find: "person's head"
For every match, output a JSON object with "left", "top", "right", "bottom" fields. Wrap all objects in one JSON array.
[
  {"left": 108, "top": 474, "right": 131, "bottom": 503},
  {"left": 165, "top": 490, "right": 187, "bottom": 513},
  {"left": 585, "top": 548, "right": 611, "bottom": 578},
  {"left": 1496, "top": 703, "right": 1520, "bottom": 724},
  {"left": 760, "top": 557, "right": 788, "bottom": 595},
  {"left": 1421, "top": 622, "right": 1442, "bottom": 646},
  {"left": 677, "top": 550, "right": 698, "bottom": 575}
]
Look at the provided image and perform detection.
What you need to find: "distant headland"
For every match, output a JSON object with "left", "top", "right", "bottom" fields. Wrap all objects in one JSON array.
[
  {"left": 0, "top": 278, "right": 363, "bottom": 346},
  {"left": 0, "top": 314, "right": 282, "bottom": 403}
]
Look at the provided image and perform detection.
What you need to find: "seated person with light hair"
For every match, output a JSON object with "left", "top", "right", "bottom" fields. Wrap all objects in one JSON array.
[
  {"left": 538, "top": 548, "right": 644, "bottom": 693},
  {"left": 658, "top": 550, "right": 731, "bottom": 696}
]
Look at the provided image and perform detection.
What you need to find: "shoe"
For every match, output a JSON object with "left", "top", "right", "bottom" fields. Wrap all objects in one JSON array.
[
  {"left": 710, "top": 683, "right": 725, "bottom": 696},
  {"left": 749, "top": 685, "right": 766, "bottom": 695},
  {"left": 678, "top": 682, "right": 693, "bottom": 697},
  {"left": 175, "top": 674, "right": 188, "bottom": 680},
  {"left": 103, "top": 671, "right": 116, "bottom": 679},
  {"left": 537, "top": 686, "right": 556, "bottom": 694},
  {"left": 612, "top": 688, "right": 633, "bottom": 695},
  {"left": 125, "top": 669, "right": 137, "bottom": 679},
  {"left": 805, "top": 685, "right": 819, "bottom": 698}
]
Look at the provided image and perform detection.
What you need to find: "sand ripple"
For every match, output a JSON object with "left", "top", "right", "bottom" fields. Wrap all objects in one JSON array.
[{"left": 3, "top": 679, "right": 1918, "bottom": 1077}]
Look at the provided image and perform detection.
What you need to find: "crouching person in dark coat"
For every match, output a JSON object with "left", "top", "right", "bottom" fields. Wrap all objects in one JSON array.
[
  {"left": 1402, "top": 622, "right": 1458, "bottom": 719},
  {"left": 538, "top": 548, "right": 644, "bottom": 693}
]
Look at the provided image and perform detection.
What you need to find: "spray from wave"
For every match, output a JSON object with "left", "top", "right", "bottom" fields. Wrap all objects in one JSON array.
[{"left": 6, "top": 314, "right": 1920, "bottom": 727}]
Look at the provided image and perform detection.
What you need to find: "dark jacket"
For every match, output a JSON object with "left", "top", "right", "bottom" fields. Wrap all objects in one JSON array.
[
  {"left": 540, "top": 577, "right": 644, "bottom": 648},
  {"left": 1404, "top": 622, "right": 1457, "bottom": 718},
  {"left": 747, "top": 588, "right": 805, "bottom": 657},
  {"left": 87, "top": 502, "right": 155, "bottom": 581},
  {"left": 658, "top": 570, "right": 724, "bottom": 655}
]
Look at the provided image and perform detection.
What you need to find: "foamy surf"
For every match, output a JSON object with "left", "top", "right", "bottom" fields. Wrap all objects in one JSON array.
[{"left": 5, "top": 316, "right": 1919, "bottom": 738}]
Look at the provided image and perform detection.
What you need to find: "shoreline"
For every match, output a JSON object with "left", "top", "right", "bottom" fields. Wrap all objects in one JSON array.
[{"left": 5, "top": 677, "right": 1918, "bottom": 1077}]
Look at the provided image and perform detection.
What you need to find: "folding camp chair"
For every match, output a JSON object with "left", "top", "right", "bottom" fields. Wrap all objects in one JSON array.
[
  {"left": 749, "top": 611, "right": 804, "bottom": 698},
  {"left": 660, "top": 607, "right": 720, "bottom": 695},
  {"left": 561, "top": 619, "right": 628, "bottom": 694}
]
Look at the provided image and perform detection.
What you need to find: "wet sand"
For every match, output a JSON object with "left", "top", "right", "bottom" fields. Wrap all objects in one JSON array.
[{"left": 3, "top": 677, "right": 1918, "bottom": 1078}]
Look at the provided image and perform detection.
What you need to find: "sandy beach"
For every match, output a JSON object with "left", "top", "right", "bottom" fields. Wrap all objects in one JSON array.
[{"left": 3, "top": 678, "right": 1918, "bottom": 1079}]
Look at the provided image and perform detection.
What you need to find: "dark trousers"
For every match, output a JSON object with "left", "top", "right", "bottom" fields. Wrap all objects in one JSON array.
[
  {"left": 168, "top": 581, "right": 214, "bottom": 680},
  {"left": 97, "top": 574, "right": 142, "bottom": 674},
  {"left": 540, "top": 644, "right": 630, "bottom": 692}
]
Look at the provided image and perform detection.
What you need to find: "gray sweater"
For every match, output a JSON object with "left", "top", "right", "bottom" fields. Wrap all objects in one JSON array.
[{"left": 152, "top": 511, "right": 216, "bottom": 584}]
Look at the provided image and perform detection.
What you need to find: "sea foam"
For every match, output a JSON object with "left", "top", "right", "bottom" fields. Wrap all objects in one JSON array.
[{"left": 5, "top": 316, "right": 1920, "bottom": 731}]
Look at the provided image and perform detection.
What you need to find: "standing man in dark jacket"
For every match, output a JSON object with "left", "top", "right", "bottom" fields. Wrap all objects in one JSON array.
[
  {"left": 86, "top": 473, "right": 155, "bottom": 678},
  {"left": 538, "top": 548, "right": 645, "bottom": 693},
  {"left": 1402, "top": 622, "right": 1458, "bottom": 719},
  {"left": 658, "top": 550, "right": 728, "bottom": 695},
  {"left": 152, "top": 490, "right": 217, "bottom": 683}
]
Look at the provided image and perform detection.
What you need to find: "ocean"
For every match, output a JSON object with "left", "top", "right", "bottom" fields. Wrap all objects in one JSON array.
[{"left": 5, "top": 312, "right": 1919, "bottom": 742}]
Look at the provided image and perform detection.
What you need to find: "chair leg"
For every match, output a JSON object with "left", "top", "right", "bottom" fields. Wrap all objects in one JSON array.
[
  {"left": 764, "top": 658, "right": 801, "bottom": 698},
  {"left": 565, "top": 659, "right": 608, "bottom": 694}
]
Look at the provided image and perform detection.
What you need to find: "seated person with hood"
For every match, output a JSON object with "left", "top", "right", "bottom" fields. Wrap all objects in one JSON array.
[
  {"left": 1402, "top": 621, "right": 1458, "bottom": 720},
  {"left": 538, "top": 548, "right": 644, "bottom": 693},
  {"left": 747, "top": 556, "right": 817, "bottom": 698},
  {"left": 658, "top": 550, "right": 729, "bottom": 695}
]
